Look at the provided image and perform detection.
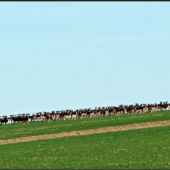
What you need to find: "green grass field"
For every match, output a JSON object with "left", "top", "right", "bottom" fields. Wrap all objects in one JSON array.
[
  {"left": 0, "top": 110, "right": 170, "bottom": 140},
  {"left": 0, "top": 125, "right": 170, "bottom": 169}
]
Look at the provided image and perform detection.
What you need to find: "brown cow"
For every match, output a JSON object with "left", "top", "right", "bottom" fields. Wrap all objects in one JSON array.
[
  {"left": 101, "top": 107, "right": 109, "bottom": 116},
  {"left": 63, "top": 110, "right": 72, "bottom": 120},
  {"left": 55, "top": 111, "right": 64, "bottom": 120},
  {"left": 89, "top": 109, "right": 96, "bottom": 118},
  {"left": 80, "top": 109, "right": 87, "bottom": 119},
  {"left": 71, "top": 110, "right": 77, "bottom": 119},
  {"left": 30, "top": 114, "right": 38, "bottom": 122}
]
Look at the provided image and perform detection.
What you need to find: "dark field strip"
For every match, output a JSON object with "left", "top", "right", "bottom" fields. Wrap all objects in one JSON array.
[
  {"left": 0, "top": 110, "right": 170, "bottom": 140},
  {"left": 0, "top": 126, "right": 170, "bottom": 169}
]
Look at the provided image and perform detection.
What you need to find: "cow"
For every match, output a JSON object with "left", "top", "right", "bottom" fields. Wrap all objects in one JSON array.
[
  {"left": 33, "top": 113, "right": 40, "bottom": 122},
  {"left": 71, "top": 110, "right": 77, "bottom": 119},
  {"left": 50, "top": 111, "right": 56, "bottom": 120},
  {"left": 113, "top": 106, "right": 126, "bottom": 115},
  {"left": 10, "top": 115, "right": 17, "bottom": 123},
  {"left": 162, "top": 101, "right": 168, "bottom": 111},
  {"left": 134, "top": 104, "right": 145, "bottom": 114},
  {"left": 152, "top": 103, "right": 158, "bottom": 112},
  {"left": 142, "top": 104, "right": 148, "bottom": 112},
  {"left": 43, "top": 112, "right": 53, "bottom": 122},
  {"left": 22, "top": 114, "right": 30, "bottom": 123},
  {"left": 7, "top": 117, "right": 12, "bottom": 124},
  {"left": 75, "top": 109, "right": 81, "bottom": 119},
  {"left": 63, "top": 110, "right": 72, "bottom": 120},
  {"left": 30, "top": 114, "right": 38, "bottom": 122},
  {"left": 94, "top": 107, "right": 101, "bottom": 117},
  {"left": 108, "top": 107, "right": 115, "bottom": 116},
  {"left": 158, "top": 102, "right": 163, "bottom": 111},
  {"left": 89, "top": 109, "right": 96, "bottom": 118},
  {"left": 17, "top": 114, "right": 24, "bottom": 123},
  {"left": 1, "top": 116, "right": 8, "bottom": 125},
  {"left": 54, "top": 111, "right": 61, "bottom": 120},
  {"left": 101, "top": 107, "right": 109, "bottom": 116},
  {"left": 167, "top": 102, "right": 170, "bottom": 110},
  {"left": 80, "top": 109, "right": 87, "bottom": 119}
]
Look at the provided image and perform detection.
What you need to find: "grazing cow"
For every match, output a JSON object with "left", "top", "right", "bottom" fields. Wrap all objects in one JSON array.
[
  {"left": 126, "top": 105, "right": 136, "bottom": 114},
  {"left": 50, "top": 111, "right": 56, "bottom": 120},
  {"left": 112, "top": 106, "right": 117, "bottom": 115},
  {"left": 90, "top": 108, "right": 100, "bottom": 117},
  {"left": 134, "top": 104, "right": 140, "bottom": 114},
  {"left": 1, "top": 116, "right": 8, "bottom": 124},
  {"left": 40, "top": 113, "right": 47, "bottom": 121},
  {"left": 55, "top": 111, "right": 64, "bottom": 120},
  {"left": 71, "top": 110, "right": 77, "bottom": 119},
  {"left": 85, "top": 108, "right": 91, "bottom": 118},
  {"left": 158, "top": 102, "right": 163, "bottom": 111},
  {"left": 35, "top": 112, "right": 48, "bottom": 122},
  {"left": 80, "top": 109, "right": 87, "bottom": 119},
  {"left": 17, "top": 114, "right": 28, "bottom": 123},
  {"left": 89, "top": 109, "right": 97, "bottom": 118},
  {"left": 38, "top": 112, "right": 45, "bottom": 121},
  {"left": 43, "top": 111, "right": 55, "bottom": 121},
  {"left": 94, "top": 107, "right": 101, "bottom": 117},
  {"left": 100, "top": 107, "right": 105, "bottom": 116},
  {"left": 134, "top": 104, "right": 145, "bottom": 113},
  {"left": 75, "top": 109, "right": 81, "bottom": 119},
  {"left": 162, "top": 101, "right": 168, "bottom": 111},
  {"left": 31, "top": 112, "right": 40, "bottom": 122},
  {"left": 152, "top": 103, "right": 158, "bottom": 112},
  {"left": 7, "top": 117, "right": 12, "bottom": 124},
  {"left": 167, "top": 102, "right": 170, "bottom": 110},
  {"left": 108, "top": 107, "right": 115, "bottom": 115},
  {"left": 22, "top": 114, "right": 30, "bottom": 123},
  {"left": 114, "top": 106, "right": 126, "bottom": 115},
  {"left": 30, "top": 114, "right": 38, "bottom": 122},
  {"left": 35, "top": 112, "right": 41, "bottom": 122},
  {"left": 10, "top": 115, "right": 17, "bottom": 123},
  {"left": 63, "top": 110, "right": 72, "bottom": 120},
  {"left": 101, "top": 107, "right": 109, "bottom": 116},
  {"left": 147, "top": 104, "right": 153, "bottom": 112},
  {"left": 43, "top": 112, "right": 53, "bottom": 121},
  {"left": 127, "top": 105, "right": 135, "bottom": 114},
  {"left": 147, "top": 103, "right": 157, "bottom": 112},
  {"left": 142, "top": 104, "right": 148, "bottom": 112},
  {"left": 105, "top": 107, "right": 110, "bottom": 116},
  {"left": 32, "top": 112, "right": 45, "bottom": 122},
  {"left": 17, "top": 114, "right": 24, "bottom": 123},
  {"left": 146, "top": 104, "right": 150, "bottom": 112}
]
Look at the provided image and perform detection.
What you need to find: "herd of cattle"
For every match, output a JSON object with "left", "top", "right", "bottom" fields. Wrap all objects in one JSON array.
[{"left": 0, "top": 101, "right": 170, "bottom": 125}]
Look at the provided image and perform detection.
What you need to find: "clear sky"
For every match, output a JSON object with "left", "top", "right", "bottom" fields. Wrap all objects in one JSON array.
[{"left": 0, "top": 2, "right": 170, "bottom": 117}]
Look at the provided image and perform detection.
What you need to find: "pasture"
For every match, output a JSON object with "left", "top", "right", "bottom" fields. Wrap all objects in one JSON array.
[
  {"left": 0, "top": 110, "right": 170, "bottom": 140},
  {"left": 0, "top": 125, "right": 170, "bottom": 169}
]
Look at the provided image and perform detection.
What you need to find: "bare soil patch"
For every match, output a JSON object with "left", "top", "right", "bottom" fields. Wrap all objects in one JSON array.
[{"left": 1, "top": 120, "right": 170, "bottom": 145}]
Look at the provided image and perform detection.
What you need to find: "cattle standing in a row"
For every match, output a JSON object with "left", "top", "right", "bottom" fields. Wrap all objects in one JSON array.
[{"left": 1, "top": 101, "right": 169, "bottom": 125}]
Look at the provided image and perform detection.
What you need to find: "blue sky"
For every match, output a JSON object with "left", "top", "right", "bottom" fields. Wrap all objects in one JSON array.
[{"left": 0, "top": 2, "right": 170, "bottom": 117}]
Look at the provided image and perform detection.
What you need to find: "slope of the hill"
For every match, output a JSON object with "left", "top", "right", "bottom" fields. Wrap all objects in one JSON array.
[
  {"left": 0, "top": 110, "right": 170, "bottom": 140},
  {"left": 0, "top": 125, "right": 170, "bottom": 169},
  {"left": 1, "top": 120, "right": 170, "bottom": 145}
]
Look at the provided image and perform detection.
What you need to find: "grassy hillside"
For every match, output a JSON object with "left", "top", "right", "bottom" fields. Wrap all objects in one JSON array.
[
  {"left": 0, "top": 110, "right": 170, "bottom": 140},
  {"left": 0, "top": 125, "right": 170, "bottom": 169}
]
